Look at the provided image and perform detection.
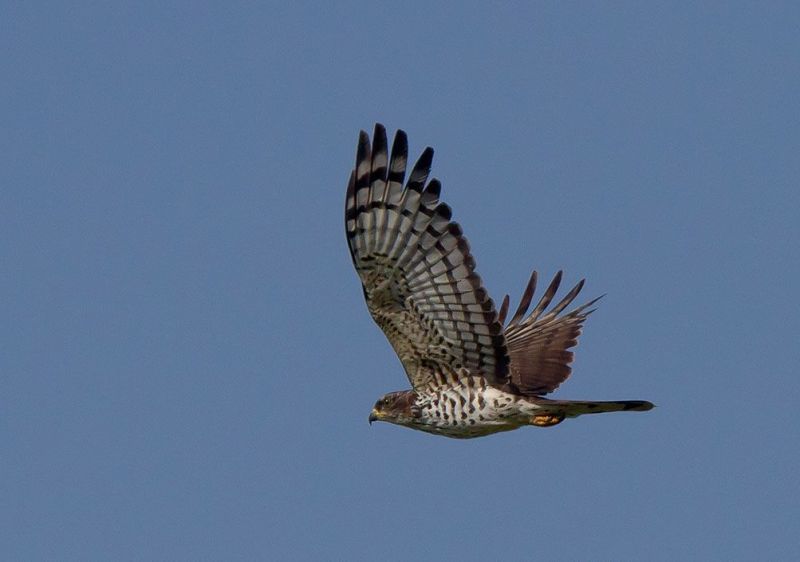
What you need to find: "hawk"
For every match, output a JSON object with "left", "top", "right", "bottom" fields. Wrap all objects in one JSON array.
[{"left": 346, "top": 124, "right": 653, "bottom": 438}]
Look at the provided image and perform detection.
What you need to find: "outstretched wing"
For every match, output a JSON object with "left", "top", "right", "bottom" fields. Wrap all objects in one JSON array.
[
  {"left": 345, "top": 124, "right": 508, "bottom": 390},
  {"left": 502, "top": 270, "right": 601, "bottom": 395}
]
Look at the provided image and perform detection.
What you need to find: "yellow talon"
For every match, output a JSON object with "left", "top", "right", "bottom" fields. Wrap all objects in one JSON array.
[{"left": 531, "top": 414, "right": 564, "bottom": 427}]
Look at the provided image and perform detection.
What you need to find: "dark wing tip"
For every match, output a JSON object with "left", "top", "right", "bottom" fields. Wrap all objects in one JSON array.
[
  {"left": 388, "top": 129, "right": 409, "bottom": 185},
  {"left": 507, "top": 270, "right": 538, "bottom": 328},
  {"left": 549, "top": 278, "right": 586, "bottom": 317},
  {"left": 426, "top": 179, "right": 441, "bottom": 196},
  {"left": 535, "top": 270, "right": 564, "bottom": 311},
  {"left": 445, "top": 219, "right": 460, "bottom": 235},
  {"left": 497, "top": 295, "right": 510, "bottom": 325},
  {"left": 422, "top": 178, "right": 442, "bottom": 203},
  {"left": 435, "top": 202, "right": 453, "bottom": 222},
  {"left": 356, "top": 130, "right": 371, "bottom": 169},
  {"left": 419, "top": 146, "right": 434, "bottom": 166},
  {"left": 407, "top": 147, "right": 435, "bottom": 192},
  {"left": 371, "top": 125, "right": 388, "bottom": 155},
  {"left": 391, "top": 129, "right": 408, "bottom": 161}
]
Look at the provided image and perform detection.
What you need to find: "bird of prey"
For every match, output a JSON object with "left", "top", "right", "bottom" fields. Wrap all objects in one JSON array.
[{"left": 345, "top": 124, "right": 653, "bottom": 438}]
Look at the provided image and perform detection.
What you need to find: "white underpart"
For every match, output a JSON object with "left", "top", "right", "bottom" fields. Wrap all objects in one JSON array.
[{"left": 412, "top": 376, "right": 544, "bottom": 438}]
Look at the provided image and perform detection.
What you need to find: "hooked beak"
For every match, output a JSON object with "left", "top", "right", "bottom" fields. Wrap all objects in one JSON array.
[{"left": 368, "top": 410, "right": 379, "bottom": 425}]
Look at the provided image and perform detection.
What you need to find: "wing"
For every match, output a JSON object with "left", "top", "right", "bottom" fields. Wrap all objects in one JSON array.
[
  {"left": 502, "top": 270, "right": 601, "bottom": 395},
  {"left": 345, "top": 124, "right": 508, "bottom": 389}
]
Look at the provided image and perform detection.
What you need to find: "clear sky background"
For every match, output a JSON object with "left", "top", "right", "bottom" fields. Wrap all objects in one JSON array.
[{"left": 3, "top": 2, "right": 799, "bottom": 560}]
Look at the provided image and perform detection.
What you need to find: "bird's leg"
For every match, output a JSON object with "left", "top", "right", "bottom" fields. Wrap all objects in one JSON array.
[{"left": 530, "top": 414, "right": 565, "bottom": 427}]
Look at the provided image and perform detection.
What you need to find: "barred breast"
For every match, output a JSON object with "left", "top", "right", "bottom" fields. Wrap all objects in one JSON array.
[{"left": 413, "top": 376, "right": 542, "bottom": 438}]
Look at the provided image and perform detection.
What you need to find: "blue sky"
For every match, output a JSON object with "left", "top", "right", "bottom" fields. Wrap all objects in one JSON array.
[{"left": 2, "top": 2, "right": 799, "bottom": 560}]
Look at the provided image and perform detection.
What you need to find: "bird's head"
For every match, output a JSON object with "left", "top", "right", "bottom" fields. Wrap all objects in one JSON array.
[{"left": 369, "top": 390, "right": 419, "bottom": 426}]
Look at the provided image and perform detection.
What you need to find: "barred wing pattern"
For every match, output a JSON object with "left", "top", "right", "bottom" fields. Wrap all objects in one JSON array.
[
  {"left": 501, "top": 270, "right": 601, "bottom": 395},
  {"left": 345, "top": 125, "right": 508, "bottom": 390}
]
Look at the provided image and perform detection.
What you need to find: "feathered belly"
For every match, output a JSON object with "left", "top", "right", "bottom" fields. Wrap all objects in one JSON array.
[{"left": 411, "top": 380, "right": 542, "bottom": 439}]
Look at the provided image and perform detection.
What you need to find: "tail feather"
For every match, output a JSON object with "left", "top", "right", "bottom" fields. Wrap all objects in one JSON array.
[{"left": 538, "top": 398, "right": 654, "bottom": 418}]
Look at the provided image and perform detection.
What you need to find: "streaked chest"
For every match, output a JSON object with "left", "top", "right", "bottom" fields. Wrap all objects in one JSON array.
[{"left": 412, "top": 378, "right": 534, "bottom": 438}]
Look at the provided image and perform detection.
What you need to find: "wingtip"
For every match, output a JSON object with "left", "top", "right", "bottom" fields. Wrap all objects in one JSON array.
[
  {"left": 393, "top": 128, "right": 408, "bottom": 146},
  {"left": 497, "top": 294, "right": 510, "bottom": 325},
  {"left": 420, "top": 146, "right": 435, "bottom": 166},
  {"left": 406, "top": 146, "right": 435, "bottom": 192},
  {"left": 357, "top": 130, "right": 371, "bottom": 161}
]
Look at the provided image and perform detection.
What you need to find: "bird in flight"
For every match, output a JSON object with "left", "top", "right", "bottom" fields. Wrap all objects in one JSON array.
[{"left": 345, "top": 124, "right": 653, "bottom": 438}]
